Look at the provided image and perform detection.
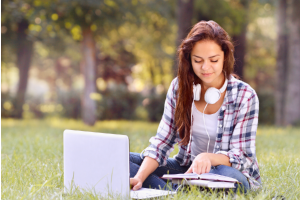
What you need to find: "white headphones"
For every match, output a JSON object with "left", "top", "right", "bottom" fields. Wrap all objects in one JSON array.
[{"left": 193, "top": 78, "right": 228, "bottom": 104}]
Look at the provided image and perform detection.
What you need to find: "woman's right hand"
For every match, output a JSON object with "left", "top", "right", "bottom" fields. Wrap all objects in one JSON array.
[
  {"left": 130, "top": 156, "right": 159, "bottom": 191},
  {"left": 130, "top": 177, "right": 143, "bottom": 191}
]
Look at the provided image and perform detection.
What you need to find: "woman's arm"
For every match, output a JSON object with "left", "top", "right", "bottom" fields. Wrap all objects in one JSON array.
[
  {"left": 216, "top": 91, "right": 259, "bottom": 172},
  {"left": 131, "top": 79, "right": 179, "bottom": 190},
  {"left": 141, "top": 78, "right": 179, "bottom": 166},
  {"left": 186, "top": 153, "right": 231, "bottom": 174},
  {"left": 130, "top": 156, "right": 159, "bottom": 190}
]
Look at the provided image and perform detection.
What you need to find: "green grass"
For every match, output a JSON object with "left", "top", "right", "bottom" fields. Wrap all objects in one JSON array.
[{"left": 1, "top": 118, "right": 300, "bottom": 199}]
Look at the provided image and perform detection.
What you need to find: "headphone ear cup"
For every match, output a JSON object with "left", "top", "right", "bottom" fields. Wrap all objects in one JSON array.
[
  {"left": 193, "top": 84, "right": 201, "bottom": 101},
  {"left": 204, "top": 88, "right": 221, "bottom": 104}
]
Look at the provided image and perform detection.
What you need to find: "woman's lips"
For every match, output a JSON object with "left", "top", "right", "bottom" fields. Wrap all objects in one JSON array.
[{"left": 202, "top": 73, "right": 213, "bottom": 77}]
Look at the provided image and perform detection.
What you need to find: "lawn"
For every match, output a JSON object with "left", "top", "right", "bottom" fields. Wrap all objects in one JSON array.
[{"left": 1, "top": 118, "right": 300, "bottom": 199}]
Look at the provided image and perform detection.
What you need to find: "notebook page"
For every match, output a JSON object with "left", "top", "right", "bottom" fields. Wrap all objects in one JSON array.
[
  {"left": 162, "top": 173, "right": 199, "bottom": 180},
  {"left": 199, "top": 173, "right": 238, "bottom": 183}
]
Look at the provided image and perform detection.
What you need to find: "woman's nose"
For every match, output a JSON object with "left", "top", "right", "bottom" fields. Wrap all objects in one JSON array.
[{"left": 201, "top": 61, "right": 209, "bottom": 70}]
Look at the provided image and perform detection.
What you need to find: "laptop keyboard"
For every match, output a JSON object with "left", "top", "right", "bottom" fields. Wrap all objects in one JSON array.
[{"left": 130, "top": 188, "right": 176, "bottom": 199}]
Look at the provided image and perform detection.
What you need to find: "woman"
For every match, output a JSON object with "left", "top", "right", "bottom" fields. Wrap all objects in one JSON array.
[{"left": 130, "top": 20, "right": 261, "bottom": 193}]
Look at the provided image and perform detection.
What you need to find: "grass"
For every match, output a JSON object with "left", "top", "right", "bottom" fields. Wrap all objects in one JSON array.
[{"left": 1, "top": 118, "right": 300, "bottom": 199}]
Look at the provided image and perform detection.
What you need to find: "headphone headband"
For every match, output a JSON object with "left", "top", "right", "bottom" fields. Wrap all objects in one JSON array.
[
  {"left": 219, "top": 78, "right": 228, "bottom": 93},
  {"left": 193, "top": 78, "right": 228, "bottom": 103}
]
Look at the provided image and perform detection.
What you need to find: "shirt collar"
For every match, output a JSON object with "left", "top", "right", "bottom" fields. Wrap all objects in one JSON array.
[{"left": 221, "top": 75, "right": 239, "bottom": 110}]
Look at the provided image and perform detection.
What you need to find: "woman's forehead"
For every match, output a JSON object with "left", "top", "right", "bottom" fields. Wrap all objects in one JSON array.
[{"left": 191, "top": 40, "right": 223, "bottom": 58}]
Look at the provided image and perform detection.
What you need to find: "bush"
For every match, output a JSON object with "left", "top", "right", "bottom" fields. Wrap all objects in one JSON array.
[
  {"left": 257, "top": 91, "right": 275, "bottom": 125},
  {"left": 97, "top": 87, "right": 141, "bottom": 120},
  {"left": 57, "top": 90, "right": 81, "bottom": 119},
  {"left": 144, "top": 92, "right": 166, "bottom": 122},
  {"left": 1, "top": 92, "right": 15, "bottom": 118}
]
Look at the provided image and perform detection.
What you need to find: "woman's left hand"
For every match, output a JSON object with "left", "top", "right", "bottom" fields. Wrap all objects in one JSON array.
[{"left": 185, "top": 153, "right": 212, "bottom": 174}]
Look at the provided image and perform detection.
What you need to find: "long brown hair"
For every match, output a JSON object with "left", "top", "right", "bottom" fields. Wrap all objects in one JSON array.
[{"left": 175, "top": 20, "right": 235, "bottom": 146}]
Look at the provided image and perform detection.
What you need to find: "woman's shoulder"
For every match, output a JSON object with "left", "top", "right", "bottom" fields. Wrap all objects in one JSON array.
[
  {"left": 227, "top": 75, "right": 258, "bottom": 103},
  {"left": 167, "top": 77, "right": 179, "bottom": 94}
]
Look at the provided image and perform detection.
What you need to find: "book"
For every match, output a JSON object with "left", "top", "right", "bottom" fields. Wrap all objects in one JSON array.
[
  {"left": 171, "top": 179, "right": 235, "bottom": 188},
  {"left": 131, "top": 173, "right": 237, "bottom": 199},
  {"left": 162, "top": 172, "right": 238, "bottom": 182},
  {"left": 162, "top": 173, "right": 239, "bottom": 189}
]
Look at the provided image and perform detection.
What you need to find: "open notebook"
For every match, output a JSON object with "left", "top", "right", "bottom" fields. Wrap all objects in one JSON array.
[
  {"left": 131, "top": 172, "right": 238, "bottom": 199},
  {"left": 162, "top": 173, "right": 238, "bottom": 189}
]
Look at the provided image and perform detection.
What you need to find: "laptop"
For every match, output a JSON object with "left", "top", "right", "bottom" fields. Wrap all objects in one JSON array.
[{"left": 64, "top": 129, "right": 176, "bottom": 199}]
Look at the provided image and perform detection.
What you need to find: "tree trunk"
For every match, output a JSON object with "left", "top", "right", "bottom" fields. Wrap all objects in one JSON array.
[
  {"left": 173, "top": 0, "right": 194, "bottom": 77},
  {"left": 81, "top": 27, "right": 97, "bottom": 126},
  {"left": 14, "top": 19, "right": 33, "bottom": 118},
  {"left": 232, "top": 28, "right": 246, "bottom": 79},
  {"left": 275, "top": 0, "right": 288, "bottom": 126},
  {"left": 284, "top": 0, "right": 300, "bottom": 125},
  {"left": 232, "top": 0, "right": 249, "bottom": 80}
]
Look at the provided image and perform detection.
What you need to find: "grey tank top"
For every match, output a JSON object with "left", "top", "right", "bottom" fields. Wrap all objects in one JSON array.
[{"left": 191, "top": 102, "right": 220, "bottom": 161}]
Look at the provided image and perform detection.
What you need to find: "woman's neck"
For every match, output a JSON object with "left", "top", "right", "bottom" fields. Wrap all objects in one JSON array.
[{"left": 202, "top": 73, "right": 225, "bottom": 92}]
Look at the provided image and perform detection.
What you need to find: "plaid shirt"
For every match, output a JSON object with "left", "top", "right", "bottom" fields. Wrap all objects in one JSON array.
[{"left": 142, "top": 76, "right": 262, "bottom": 190}]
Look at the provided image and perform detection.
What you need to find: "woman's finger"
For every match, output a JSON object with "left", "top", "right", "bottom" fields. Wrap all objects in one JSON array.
[
  {"left": 185, "top": 166, "right": 192, "bottom": 174},
  {"left": 206, "top": 163, "right": 211, "bottom": 173},
  {"left": 193, "top": 162, "right": 199, "bottom": 174},
  {"left": 133, "top": 181, "right": 142, "bottom": 191},
  {"left": 200, "top": 163, "right": 206, "bottom": 174}
]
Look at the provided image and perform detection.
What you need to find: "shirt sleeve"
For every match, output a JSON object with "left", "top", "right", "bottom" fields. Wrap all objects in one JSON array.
[
  {"left": 141, "top": 78, "right": 179, "bottom": 166},
  {"left": 216, "top": 91, "right": 259, "bottom": 172}
]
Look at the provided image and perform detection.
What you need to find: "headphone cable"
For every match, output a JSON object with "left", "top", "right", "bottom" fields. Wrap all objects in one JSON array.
[{"left": 202, "top": 103, "right": 210, "bottom": 153}]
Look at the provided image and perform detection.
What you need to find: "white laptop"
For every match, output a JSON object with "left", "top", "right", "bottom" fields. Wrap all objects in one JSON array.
[{"left": 64, "top": 129, "right": 176, "bottom": 199}]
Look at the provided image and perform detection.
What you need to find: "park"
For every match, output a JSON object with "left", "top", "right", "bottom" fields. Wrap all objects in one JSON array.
[{"left": 2, "top": 0, "right": 300, "bottom": 199}]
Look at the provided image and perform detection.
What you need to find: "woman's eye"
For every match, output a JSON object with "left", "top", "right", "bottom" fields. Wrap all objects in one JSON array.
[
  {"left": 195, "top": 60, "right": 202, "bottom": 63},
  {"left": 211, "top": 60, "right": 218, "bottom": 63}
]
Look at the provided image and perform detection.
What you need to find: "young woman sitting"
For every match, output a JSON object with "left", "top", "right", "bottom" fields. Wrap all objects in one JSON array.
[{"left": 130, "top": 20, "right": 261, "bottom": 194}]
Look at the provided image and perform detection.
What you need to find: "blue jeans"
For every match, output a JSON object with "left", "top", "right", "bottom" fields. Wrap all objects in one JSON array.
[{"left": 130, "top": 152, "right": 250, "bottom": 193}]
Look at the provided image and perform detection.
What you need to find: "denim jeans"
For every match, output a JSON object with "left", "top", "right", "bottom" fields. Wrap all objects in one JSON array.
[{"left": 130, "top": 152, "right": 250, "bottom": 193}]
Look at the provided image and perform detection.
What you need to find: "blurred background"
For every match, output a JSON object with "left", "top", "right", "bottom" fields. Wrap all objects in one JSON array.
[{"left": 1, "top": 0, "right": 300, "bottom": 126}]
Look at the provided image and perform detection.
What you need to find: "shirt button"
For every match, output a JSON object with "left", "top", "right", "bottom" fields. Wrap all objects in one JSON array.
[
  {"left": 216, "top": 145, "right": 219, "bottom": 148},
  {"left": 230, "top": 158, "right": 234, "bottom": 162},
  {"left": 219, "top": 124, "right": 222, "bottom": 128},
  {"left": 222, "top": 106, "right": 226, "bottom": 110}
]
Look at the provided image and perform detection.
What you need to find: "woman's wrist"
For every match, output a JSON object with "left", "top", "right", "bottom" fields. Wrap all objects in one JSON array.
[
  {"left": 134, "top": 172, "right": 146, "bottom": 182},
  {"left": 199, "top": 153, "right": 231, "bottom": 167}
]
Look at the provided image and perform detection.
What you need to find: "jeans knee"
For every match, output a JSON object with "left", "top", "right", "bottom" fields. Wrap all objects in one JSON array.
[
  {"left": 130, "top": 152, "right": 143, "bottom": 165},
  {"left": 210, "top": 165, "right": 250, "bottom": 193}
]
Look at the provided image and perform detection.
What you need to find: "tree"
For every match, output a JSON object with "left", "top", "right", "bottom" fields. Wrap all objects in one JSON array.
[
  {"left": 51, "top": 1, "right": 126, "bottom": 125},
  {"left": 81, "top": 26, "right": 97, "bottom": 125},
  {"left": 232, "top": 0, "right": 250, "bottom": 79},
  {"left": 173, "top": 0, "right": 194, "bottom": 77},
  {"left": 2, "top": 1, "right": 34, "bottom": 118},
  {"left": 275, "top": 0, "right": 288, "bottom": 126},
  {"left": 15, "top": 19, "right": 34, "bottom": 118},
  {"left": 276, "top": 0, "right": 300, "bottom": 125}
]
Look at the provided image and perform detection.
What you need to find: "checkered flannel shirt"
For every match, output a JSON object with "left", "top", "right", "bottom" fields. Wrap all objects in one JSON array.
[{"left": 141, "top": 76, "right": 262, "bottom": 190}]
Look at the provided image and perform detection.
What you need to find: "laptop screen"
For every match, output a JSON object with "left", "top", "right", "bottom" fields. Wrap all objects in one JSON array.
[{"left": 64, "top": 130, "right": 130, "bottom": 198}]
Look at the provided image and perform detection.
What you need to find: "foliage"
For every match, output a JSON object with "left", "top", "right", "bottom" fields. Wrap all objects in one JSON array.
[
  {"left": 56, "top": 89, "right": 81, "bottom": 119},
  {"left": 1, "top": 119, "right": 300, "bottom": 199},
  {"left": 244, "top": 1, "right": 276, "bottom": 91},
  {"left": 1, "top": 92, "right": 15, "bottom": 118},
  {"left": 144, "top": 91, "right": 166, "bottom": 122},
  {"left": 257, "top": 91, "right": 275, "bottom": 125},
  {"left": 194, "top": 0, "right": 247, "bottom": 35},
  {"left": 0, "top": 0, "right": 283, "bottom": 126},
  {"left": 97, "top": 86, "right": 141, "bottom": 120}
]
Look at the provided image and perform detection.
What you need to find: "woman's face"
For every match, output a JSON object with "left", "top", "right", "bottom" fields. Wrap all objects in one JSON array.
[{"left": 191, "top": 40, "right": 225, "bottom": 88}]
